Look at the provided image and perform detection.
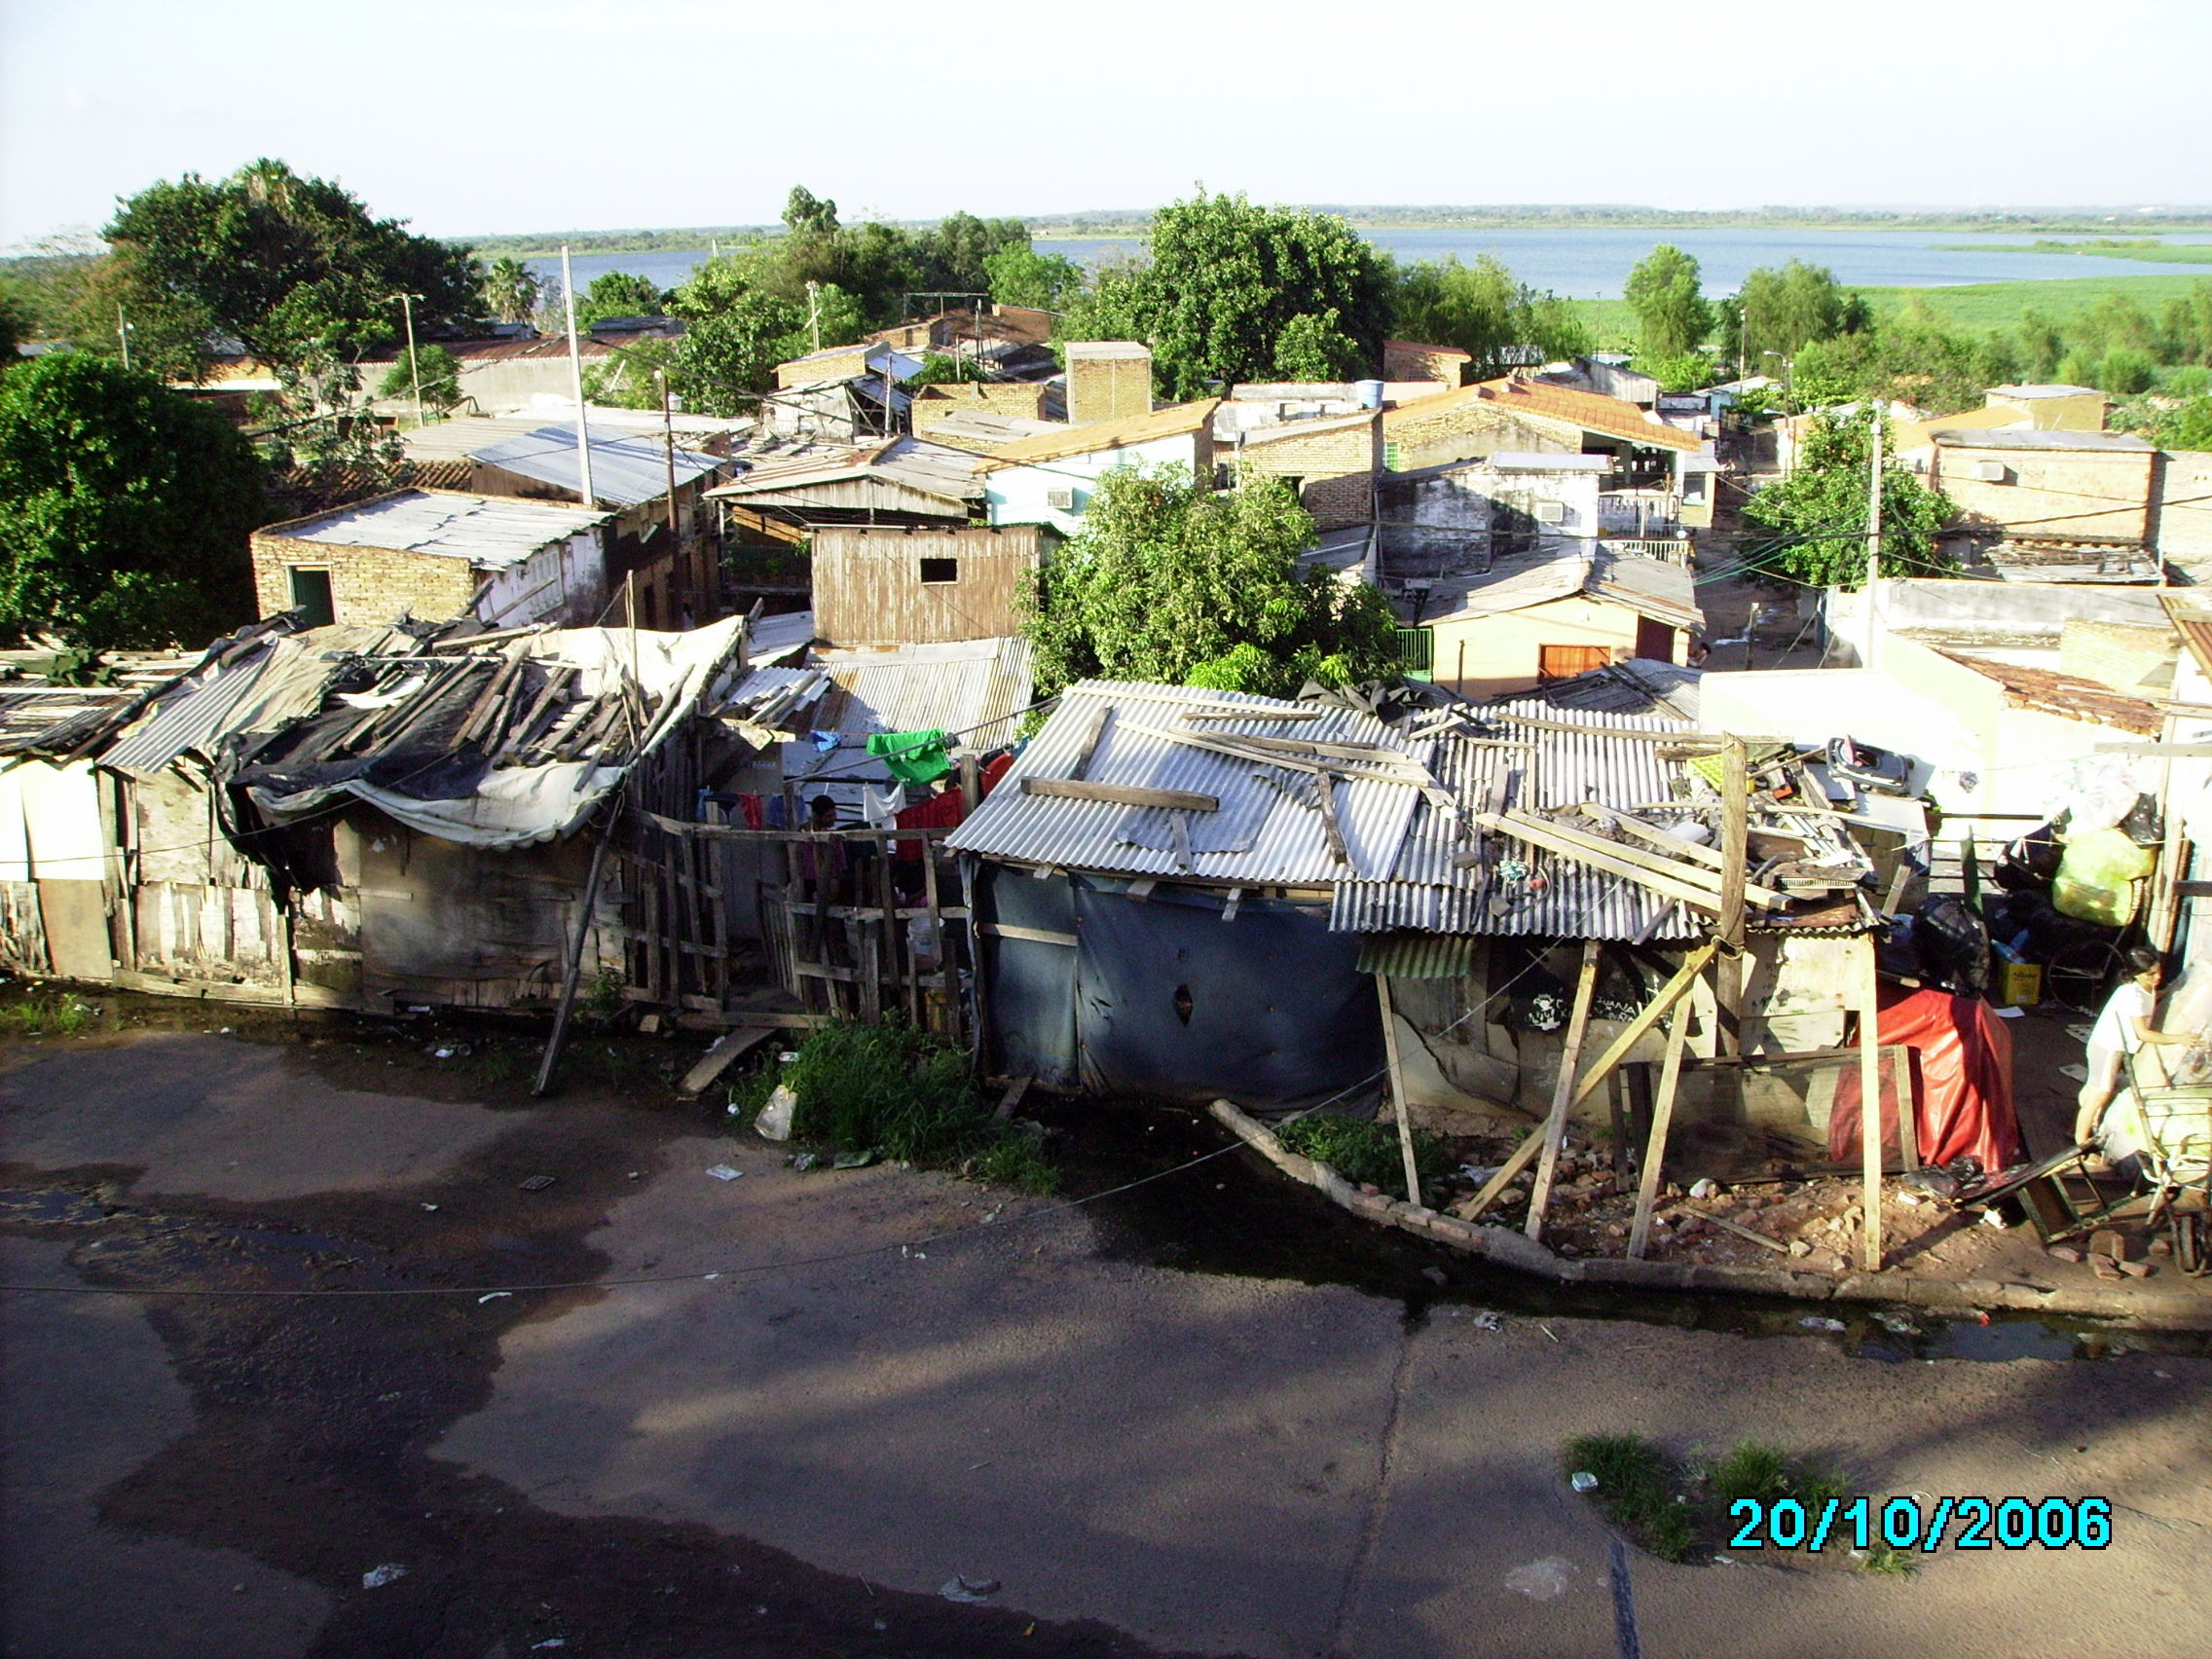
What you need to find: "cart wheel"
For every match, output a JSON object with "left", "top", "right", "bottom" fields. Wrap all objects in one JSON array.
[{"left": 2045, "top": 938, "right": 2123, "bottom": 1017}]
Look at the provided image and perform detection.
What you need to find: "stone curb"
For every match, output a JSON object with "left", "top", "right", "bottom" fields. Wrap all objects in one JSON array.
[{"left": 1209, "top": 1101, "right": 2212, "bottom": 1332}]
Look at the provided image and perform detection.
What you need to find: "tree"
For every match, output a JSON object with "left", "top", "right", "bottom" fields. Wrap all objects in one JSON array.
[
  {"left": 479, "top": 256, "right": 540, "bottom": 325},
  {"left": 1389, "top": 255, "right": 1590, "bottom": 377},
  {"left": 575, "top": 271, "right": 666, "bottom": 327},
  {"left": 2098, "top": 346, "right": 2156, "bottom": 395},
  {"left": 2144, "top": 395, "right": 2212, "bottom": 450},
  {"left": 907, "top": 211, "right": 1031, "bottom": 295},
  {"left": 377, "top": 344, "right": 462, "bottom": 412},
  {"left": 1740, "top": 412, "right": 1953, "bottom": 589},
  {"left": 1021, "top": 462, "right": 1399, "bottom": 697},
  {"left": 0, "top": 354, "right": 262, "bottom": 649},
  {"left": 658, "top": 258, "right": 803, "bottom": 416},
  {"left": 1623, "top": 244, "right": 1711, "bottom": 360},
  {"left": 784, "top": 186, "right": 840, "bottom": 237},
  {"left": 1790, "top": 312, "right": 1999, "bottom": 416},
  {"left": 1735, "top": 259, "right": 1862, "bottom": 367},
  {"left": 1637, "top": 352, "right": 1719, "bottom": 393},
  {"left": 1058, "top": 192, "right": 1393, "bottom": 401},
  {"left": 96, "top": 158, "right": 480, "bottom": 379},
  {"left": 984, "top": 244, "right": 1083, "bottom": 312},
  {"left": 0, "top": 279, "right": 28, "bottom": 360}
]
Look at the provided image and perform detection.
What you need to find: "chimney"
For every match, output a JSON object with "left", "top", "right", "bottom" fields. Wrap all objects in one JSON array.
[{"left": 1065, "top": 341, "right": 1154, "bottom": 425}]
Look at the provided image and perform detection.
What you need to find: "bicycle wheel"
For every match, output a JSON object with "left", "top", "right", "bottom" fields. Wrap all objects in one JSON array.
[{"left": 2045, "top": 937, "right": 2123, "bottom": 1017}]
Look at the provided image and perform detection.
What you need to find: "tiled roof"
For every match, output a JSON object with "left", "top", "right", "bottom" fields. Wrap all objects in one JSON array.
[
  {"left": 1383, "top": 377, "right": 1706, "bottom": 453},
  {"left": 1937, "top": 652, "right": 2162, "bottom": 735}
]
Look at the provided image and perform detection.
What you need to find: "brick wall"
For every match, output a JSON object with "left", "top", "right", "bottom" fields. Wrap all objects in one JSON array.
[
  {"left": 1383, "top": 343, "right": 1472, "bottom": 387},
  {"left": 1238, "top": 416, "right": 1382, "bottom": 529},
  {"left": 2059, "top": 619, "right": 2178, "bottom": 695},
  {"left": 1933, "top": 445, "right": 2156, "bottom": 544},
  {"left": 911, "top": 383, "right": 1051, "bottom": 433},
  {"left": 250, "top": 533, "right": 478, "bottom": 626},
  {"left": 1066, "top": 344, "right": 1153, "bottom": 424},
  {"left": 2157, "top": 450, "right": 2212, "bottom": 569},
  {"left": 1382, "top": 401, "right": 1575, "bottom": 473}
]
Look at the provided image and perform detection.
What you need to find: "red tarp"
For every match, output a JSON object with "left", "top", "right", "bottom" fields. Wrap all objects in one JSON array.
[{"left": 1827, "top": 989, "right": 2023, "bottom": 1173}]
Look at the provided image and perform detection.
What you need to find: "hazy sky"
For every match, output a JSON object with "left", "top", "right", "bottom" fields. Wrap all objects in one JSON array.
[{"left": 4, "top": 0, "right": 2208, "bottom": 246}]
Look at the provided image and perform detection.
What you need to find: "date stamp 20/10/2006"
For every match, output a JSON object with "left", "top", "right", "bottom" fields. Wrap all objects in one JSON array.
[{"left": 1726, "top": 1496, "right": 2112, "bottom": 1553}]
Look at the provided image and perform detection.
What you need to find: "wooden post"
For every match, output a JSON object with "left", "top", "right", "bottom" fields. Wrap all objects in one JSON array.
[
  {"left": 533, "top": 834, "right": 613, "bottom": 1097},
  {"left": 1525, "top": 939, "right": 1603, "bottom": 1241},
  {"left": 1627, "top": 1003, "right": 1691, "bottom": 1259},
  {"left": 1891, "top": 1044, "right": 1917, "bottom": 1172},
  {"left": 958, "top": 754, "right": 980, "bottom": 816},
  {"left": 1858, "top": 934, "right": 1885, "bottom": 1272},
  {"left": 1714, "top": 736, "right": 1749, "bottom": 1057},
  {"left": 1378, "top": 976, "right": 1421, "bottom": 1204}
]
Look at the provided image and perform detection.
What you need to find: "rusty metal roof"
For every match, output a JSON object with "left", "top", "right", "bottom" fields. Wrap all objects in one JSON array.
[
  {"left": 1384, "top": 377, "right": 1706, "bottom": 454},
  {"left": 1936, "top": 651, "right": 2163, "bottom": 735}
]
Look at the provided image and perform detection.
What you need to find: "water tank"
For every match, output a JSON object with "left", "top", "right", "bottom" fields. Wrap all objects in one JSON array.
[{"left": 1353, "top": 379, "right": 1384, "bottom": 409}]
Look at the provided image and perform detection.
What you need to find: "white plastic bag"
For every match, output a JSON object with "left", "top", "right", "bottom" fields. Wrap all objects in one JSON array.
[{"left": 755, "top": 1083, "right": 797, "bottom": 1141}]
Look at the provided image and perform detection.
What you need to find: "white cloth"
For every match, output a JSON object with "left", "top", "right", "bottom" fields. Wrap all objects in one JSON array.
[{"left": 2090, "top": 982, "right": 2154, "bottom": 1054}]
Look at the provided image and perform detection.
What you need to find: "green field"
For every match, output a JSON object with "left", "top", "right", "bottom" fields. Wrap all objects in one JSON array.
[{"left": 1932, "top": 239, "right": 2212, "bottom": 266}]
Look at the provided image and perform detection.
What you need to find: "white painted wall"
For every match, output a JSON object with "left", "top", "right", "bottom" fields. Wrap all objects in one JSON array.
[
  {"left": 985, "top": 433, "right": 1207, "bottom": 537},
  {"left": 475, "top": 528, "right": 608, "bottom": 628}
]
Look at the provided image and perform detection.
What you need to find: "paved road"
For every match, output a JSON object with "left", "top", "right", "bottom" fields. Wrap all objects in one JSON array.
[{"left": 5, "top": 1027, "right": 2209, "bottom": 1658}]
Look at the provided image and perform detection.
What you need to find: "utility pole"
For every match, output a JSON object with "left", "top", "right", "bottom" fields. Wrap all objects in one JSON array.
[
  {"left": 387, "top": 292, "right": 424, "bottom": 428},
  {"left": 806, "top": 280, "right": 821, "bottom": 352},
  {"left": 115, "top": 305, "right": 132, "bottom": 371},
  {"left": 1862, "top": 399, "right": 1885, "bottom": 669},
  {"left": 559, "top": 246, "right": 596, "bottom": 510}
]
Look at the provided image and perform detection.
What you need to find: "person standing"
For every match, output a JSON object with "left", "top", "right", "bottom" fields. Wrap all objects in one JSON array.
[{"left": 2075, "top": 947, "right": 2194, "bottom": 1148}]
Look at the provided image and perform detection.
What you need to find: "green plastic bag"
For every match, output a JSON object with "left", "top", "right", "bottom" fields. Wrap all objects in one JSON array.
[{"left": 866, "top": 729, "right": 951, "bottom": 784}]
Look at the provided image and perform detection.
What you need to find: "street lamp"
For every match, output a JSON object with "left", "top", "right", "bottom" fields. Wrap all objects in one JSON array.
[{"left": 387, "top": 292, "right": 425, "bottom": 428}]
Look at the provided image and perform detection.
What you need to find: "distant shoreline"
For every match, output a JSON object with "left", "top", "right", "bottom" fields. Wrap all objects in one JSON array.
[{"left": 455, "top": 209, "right": 2212, "bottom": 260}]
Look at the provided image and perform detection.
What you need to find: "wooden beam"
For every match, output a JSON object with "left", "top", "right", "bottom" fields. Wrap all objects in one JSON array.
[
  {"left": 1020, "top": 777, "right": 1219, "bottom": 812},
  {"left": 1579, "top": 801, "right": 1726, "bottom": 869},
  {"left": 1465, "top": 814, "right": 1730, "bottom": 916},
  {"left": 1486, "top": 711, "right": 1725, "bottom": 744},
  {"left": 1626, "top": 1004, "right": 1690, "bottom": 1259},
  {"left": 1715, "top": 736, "right": 1750, "bottom": 1058},
  {"left": 1065, "top": 703, "right": 1111, "bottom": 782},
  {"left": 1565, "top": 940, "right": 1717, "bottom": 1117},
  {"left": 1491, "top": 809, "right": 1791, "bottom": 907},
  {"left": 1314, "top": 772, "right": 1350, "bottom": 866},
  {"left": 678, "top": 1025, "right": 776, "bottom": 1095},
  {"left": 993, "top": 1075, "right": 1033, "bottom": 1122},
  {"left": 1179, "top": 707, "right": 1327, "bottom": 721},
  {"left": 1378, "top": 976, "right": 1421, "bottom": 1204},
  {"left": 975, "top": 921, "right": 1078, "bottom": 947},
  {"left": 1858, "top": 933, "right": 1885, "bottom": 1272},
  {"left": 1524, "top": 939, "right": 1603, "bottom": 1242}
]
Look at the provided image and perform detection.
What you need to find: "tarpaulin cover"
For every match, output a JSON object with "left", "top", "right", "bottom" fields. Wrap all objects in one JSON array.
[
  {"left": 866, "top": 729, "right": 951, "bottom": 784},
  {"left": 974, "top": 864, "right": 1382, "bottom": 1109},
  {"left": 1828, "top": 989, "right": 2022, "bottom": 1172}
]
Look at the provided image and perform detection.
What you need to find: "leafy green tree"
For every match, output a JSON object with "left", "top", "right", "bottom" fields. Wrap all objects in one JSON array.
[
  {"left": 1791, "top": 315, "right": 1997, "bottom": 415},
  {"left": 2013, "top": 308, "right": 2065, "bottom": 380},
  {"left": 1058, "top": 192, "right": 1393, "bottom": 400},
  {"left": 662, "top": 259, "right": 802, "bottom": 416},
  {"left": 907, "top": 352, "right": 992, "bottom": 387},
  {"left": 1635, "top": 352, "right": 1719, "bottom": 392},
  {"left": 1271, "top": 308, "right": 1366, "bottom": 382},
  {"left": 1735, "top": 259, "right": 1862, "bottom": 365},
  {"left": 1389, "top": 254, "right": 1589, "bottom": 376},
  {"left": 1740, "top": 412, "right": 1952, "bottom": 589},
  {"left": 479, "top": 256, "right": 540, "bottom": 324},
  {"left": 2098, "top": 346, "right": 2156, "bottom": 395},
  {"left": 377, "top": 344, "right": 462, "bottom": 411},
  {"left": 0, "top": 279, "right": 28, "bottom": 360},
  {"left": 907, "top": 210, "right": 1031, "bottom": 295},
  {"left": 798, "top": 281, "right": 867, "bottom": 351},
  {"left": 1021, "top": 462, "right": 1399, "bottom": 697},
  {"left": 96, "top": 158, "right": 480, "bottom": 378},
  {"left": 784, "top": 185, "right": 839, "bottom": 237},
  {"left": 0, "top": 354, "right": 262, "bottom": 648},
  {"left": 2145, "top": 395, "right": 2212, "bottom": 450},
  {"left": 983, "top": 244, "right": 1083, "bottom": 312},
  {"left": 1622, "top": 244, "right": 1712, "bottom": 360},
  {"left": 575, "top": 271, "right": 666, "bottom": 327}
]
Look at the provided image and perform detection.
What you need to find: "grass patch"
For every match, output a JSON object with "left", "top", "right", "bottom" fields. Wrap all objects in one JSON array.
[
  {"left": 1565, "top": 1435, "right": 1701, "bottom": 1563},
  {"left": 0, "top": 994, "right": 94, "bottom": 1038},
  {"left": 731, "top": 1020, "right": 1058, "bottom": 1194},
  {"left": 1567, "top": 1435, "right": 1897, "bottom": 1573},
  {"left": 1275, "top": 1114, "right": 1452, "bottom": 1197}
]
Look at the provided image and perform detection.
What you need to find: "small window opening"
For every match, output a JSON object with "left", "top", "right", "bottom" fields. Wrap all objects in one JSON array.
[
  {"left": 288, "top": 567, "right": 334, "bottom": 627},
  {"left": 1172, "top": 984, "right": 1194, "bottom": 1026},
  {"left": 919, "top": 557, "right": 960, "bottom": 584}
]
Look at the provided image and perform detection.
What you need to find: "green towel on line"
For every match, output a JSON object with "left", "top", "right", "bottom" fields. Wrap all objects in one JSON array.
[{"left": 866, "top": 729, "right": 952, "bottom": 784}]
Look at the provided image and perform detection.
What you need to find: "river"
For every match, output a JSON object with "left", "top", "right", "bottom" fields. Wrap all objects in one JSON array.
[{"left": 535, "top": 227, "right": 2212, "bottom": 301}]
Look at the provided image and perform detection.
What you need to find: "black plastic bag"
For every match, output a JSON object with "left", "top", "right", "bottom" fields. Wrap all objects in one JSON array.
[
  {"left": 1993, "top": 821, "right": 2064, "bottom": 891},
  {"left": 1914, "top": 895, "right": 1991, "bottom": 997}
]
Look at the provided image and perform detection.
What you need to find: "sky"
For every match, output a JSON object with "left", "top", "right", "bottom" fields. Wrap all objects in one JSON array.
[{"left": 4, "top": 0, "right": 2210, "bottom": 247}]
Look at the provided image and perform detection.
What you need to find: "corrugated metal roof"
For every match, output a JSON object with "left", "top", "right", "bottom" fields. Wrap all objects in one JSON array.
[
  {"left": 1518, "top": 658, "right": 1704, "bottom": 720},
  {"left": 747, "top": 609, "right": 816, "bottom": 665},
  {"left": 783, "top": 638, "right": 1035, "bottom": 784},
  {"left": 273, "top": 490, "right": 610, "bottom": 565},
  {"left": 1355, "top": 933, "right": 1481, "bottom": 977},
  {"left": 1419, "top": 549, "right": 1702, "bottom": 633},
  {"left": 1329, "top": 699, "right": 1704, "bottom": 941},
  {"left": 103, "top": 651, "right": 273, "bottom": 775},
  {"left": 469, "top": 424, "right": 729, "bottom": 507},
  {"left": 0, "top": 686, "right": 137, "bottom": 758},
  {"left": 977, "top": 400, "right": 1219, "bottom": 470},
  {"left": 943, "top": 682, "right": 1426, "bottom": 884},
  {"left": 1384, "top": 378, "right": 1706, "bottom": 454}
]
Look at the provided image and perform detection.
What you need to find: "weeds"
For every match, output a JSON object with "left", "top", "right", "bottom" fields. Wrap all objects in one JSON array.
[
  {"left": 1567, "top": 1435, "right": 1893, "bottom": 1575},
  {"left": 1565, "top": 1435, "right": 1700, "bottom": 1563},
  {"left": 0, "top": 994, "right": 94, "bottom": 1038},
  {"left": 1276, "top": 1114, "right": 1451, "bottom": 1196},
  {"left": 730, "top": 1020, "right": 1058, "bottom": 1194}
]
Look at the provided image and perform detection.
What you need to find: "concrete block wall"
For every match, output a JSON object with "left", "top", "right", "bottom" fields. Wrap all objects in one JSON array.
[
  {"left": 911, "top": 383, "right": 1052, "bottom": 434},
  {"left": 1382, "top": 342, "right": 1472, "bottom": 387},
  {"left": 2059, "top": 618, "right": 2178, "bottom": 695},
  {"left": 250, "top": 533, "right": 478, "bottom": 627},
  {"left": 1933, "top": 446, "right": 2156, "bottom": 545},
  {"left": 1382, "top": 401, "right": 1572, "bottom": 473}
]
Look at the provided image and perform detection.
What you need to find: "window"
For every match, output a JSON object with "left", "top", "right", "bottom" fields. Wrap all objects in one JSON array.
[
  {"left": 1395, "top": 626, "right": 1435, "bottom": 682},
  {"left": 919, "top": 557, "right": 960, "bottom": 584},
  {"left": 1539, "top": 645, "right": 1611, "bottom": 682},
  {"left": 287, "top": 567, "right": 334, "bottom": 627}
]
